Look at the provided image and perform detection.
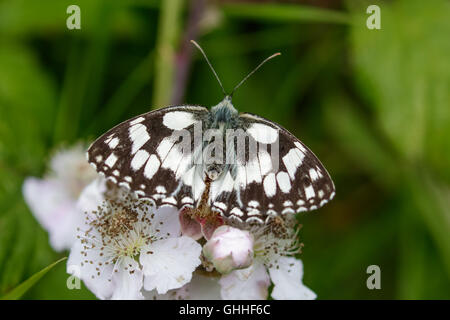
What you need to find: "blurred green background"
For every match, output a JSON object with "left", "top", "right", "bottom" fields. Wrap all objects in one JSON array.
[{"left": 0, "top": 0, "right": 449, "bottom": 299}]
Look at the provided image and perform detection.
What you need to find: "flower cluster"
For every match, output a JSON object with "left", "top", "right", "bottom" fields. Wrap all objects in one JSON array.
[
  {"left": 23, "top": 145, "right": 316, "bottom": 300},
  {"left": 68, "top": 181, "right": 201, "bottom": 299},
  {"left": 23, "top": 144, "right": 98, "bottom": 251}
]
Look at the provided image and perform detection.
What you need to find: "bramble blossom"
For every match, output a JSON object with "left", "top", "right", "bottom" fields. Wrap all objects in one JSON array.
[
  {"left": 67, "top": 180, "right": 202, "bottom": 300},
  {"left": 23, "top": 143, "right": 317, "bottom": 300},
  {"left": 23, "top": 144, "right": 98, "bottom": 251},
  {"left": 143, "top": 273, "right": 222, "bottom": 300},
  {"left": 203, "top": 226, "right": 254, "bottom": 274},
  {"left": 218, "top": 223, "right": 316, "bottom": 300}
]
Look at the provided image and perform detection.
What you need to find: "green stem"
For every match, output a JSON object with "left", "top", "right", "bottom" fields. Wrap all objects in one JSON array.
[{"left": 152, "top": 0, "right": 185, "bottom": 109}]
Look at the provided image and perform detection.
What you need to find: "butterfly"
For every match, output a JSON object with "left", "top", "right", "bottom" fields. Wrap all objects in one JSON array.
[{"left": 87, "top": 41, "right": 335, "bottom": 224}]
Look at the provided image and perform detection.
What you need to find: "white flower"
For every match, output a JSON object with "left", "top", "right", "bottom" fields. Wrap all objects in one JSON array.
[
  {"left": 219, "top": 262, "right": 270, "bottom": 300},
  {"left": 67, "top": 181, "right": 202, "bottom": 300},
  {"left": 23, "top": 144, "right": 98, "bottom": 251},
  {"left": 218, "top": 223, "right": 316, "bottom": 300},
  {"left": 144, "top": 273, "right": 222, "bottom": 300},
  {"left": 203, "top": 226, "right": 253, "bottom": 274},
  {"left": 268, "top": 257, "right": 316, "bottom": 300}
]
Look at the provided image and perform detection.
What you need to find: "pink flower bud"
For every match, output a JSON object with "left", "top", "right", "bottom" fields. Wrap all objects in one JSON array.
[{"left": 203, "top": 226, "right": 254, "bottom": 274}]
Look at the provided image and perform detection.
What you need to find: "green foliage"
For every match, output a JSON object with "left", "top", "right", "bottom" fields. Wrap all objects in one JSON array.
[
  {"left": 0, "top": 0, "right": 448, "bottom": 299},
  {"left": 1, "top": 257, "right": 66, "bottom": 300}
]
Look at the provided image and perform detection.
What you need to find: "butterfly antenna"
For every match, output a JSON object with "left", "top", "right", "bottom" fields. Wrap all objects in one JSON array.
[
  {"left": 190, "top": 40, "right": 227, "bottom": 97},
  {"left": 229, "top": 52, "right": 281, "bottom": 98}
]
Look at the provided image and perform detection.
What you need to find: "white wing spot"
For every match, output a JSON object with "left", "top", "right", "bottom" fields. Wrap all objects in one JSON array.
[
  {"left": 258, "top": 148, "right": 273, "bottom": 176},
  {"left": 318, "top": 190, "right": 324, "bottom": 198},
  {"left": 130, "top": 117, "right": 145, "bottom": 125},
  {"left": 305, "top": 185, "right": 315, "bottom": 199},
  {"left": 247, "top": 208, "right": 261, "bottom": 216},
  {"left": 131, "top": 149, "right": 150, "bottom": 171},
  {"left": 105, "top": 153, "right": 118, "bottom": 168},
  {"left": 108, "top": 137, "right": 119, "bottom": 149},
  {"left": 163, "top": 111, "right": 197, "bottom": 130},
  {"left": 144, "top": 154, "right": 160, "bottom": 179},
  {"left": 247, "top": 123, "right": 278, "bottom": 144},
  {"left": 282, "top": 208, "right": 295, "bottom": 215},
  {"left": 276, "top": 171, "right": 291, "bottom": 193},
  {"left": 230, "top": 207, "right": 244, "bottom": 217},
  {"left": 213, "top": 202, "right": 227, "bottom": 211},
  {"left": 283, "top": 148, "right": 303, "bottom": 179},
  {"left": 248, "top": 200, "right": 260, "bottom": 208},
  {"left": 294, "top": 141, "right": 307, "bottom": 153},
  {"left": 246, "top": 216, "right": 264, "bottom": 224},
  {"left": 157, "top": 137, "right": 176, "bottom": 161},
  {"left": 246, "top": 157, "right": 262, "bottom": 184},
  {"left": 283, "top": 200, "right": 293, "bottom": 207},
  {"left": 129, "top": 123, "right": 150, "bottom": 154},
  {"left": 156, "top": 186, "right": 166, "bottom": 194},
  {"left": 181, "top": 197, "right": 193, "bottom": 204},
  {"left": 163, "top": 197, "right": 177, "bottom": 205},
  {"left": 162, "top": 145, "right": 183, "bottom": 173},
  {"left": 263, "top": 173, "right": 277, "bottom": 197},
  {"left": 309, "top": 168, "right": 319, "bottom": 181}
]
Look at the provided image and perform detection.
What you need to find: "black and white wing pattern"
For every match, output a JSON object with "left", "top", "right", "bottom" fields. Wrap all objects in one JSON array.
[
  {"left": 88, "top": 106, "right": 209, "bottom": 208},
  {"left": 88, "top": 105, "right": 334, "bottom": 225},
  {"left": 208, "top": 112, "right": 335, "bottom": 224}
]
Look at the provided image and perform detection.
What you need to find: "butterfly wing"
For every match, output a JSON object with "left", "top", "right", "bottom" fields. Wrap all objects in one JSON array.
[
  {"left": 87, "top": 106, "right": 209, "bottom": 208},
  {"left": 209, "top": 112, "right": 335, "bottom": 224}
]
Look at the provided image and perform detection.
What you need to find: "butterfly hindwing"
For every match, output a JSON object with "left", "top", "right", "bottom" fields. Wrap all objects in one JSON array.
[{"left": 88, "top": 106, "right": 209, "bottom": 208}]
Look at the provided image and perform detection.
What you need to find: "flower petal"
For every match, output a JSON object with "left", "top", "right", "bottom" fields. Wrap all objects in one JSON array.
[
  {"left": 219, "top": 262, "right": 270, "bottom": 300},
  {"left": 76, "top": 178, "right": 106, "bottom": 214},
  {"left": 50, "top": 144, "right": 98, "bottom": 197},
  {"left": 23, "top": 177, "right": 82, "bottom": 251},
  {"left": 179, "top": 209, "right": 202, "bottom": 240},
  {"left": 200, "top": 216, "right": 224, "bottom": 240},
  {"left": 111, "top": 257, "right": 144, "bottom": 300},
  {"left": 268, "top": 257, "right": 317, "bottom": 300},
  {"left": 143, "top": 273, "right": 222, "bottom": 300},
  {"left": 67, "top": 239, "right": 114, "bottom": 300},
  {"left": 181, "top": 274, "right": 222, "bottom": 300},
  {"left": 140, "top": 236, "right": 201, "bottom": 294},
  {"left": 151, "top": 206, "right": 182, "bottom": 239},
  {"left": 203, "top": 226, "right": 254, "bottom": 274}
]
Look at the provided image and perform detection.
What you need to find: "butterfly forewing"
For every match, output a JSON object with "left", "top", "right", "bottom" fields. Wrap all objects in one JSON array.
[{"left": 87, "top": 106, "right": 209, "bottom": 208}]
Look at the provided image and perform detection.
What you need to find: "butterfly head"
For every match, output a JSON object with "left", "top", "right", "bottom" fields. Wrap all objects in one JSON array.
[
  {"left": 210, "top": 95, "right": 238, "bottom": 122},
  {"left": 205, "top": 163, "right": 223, "bottom": 181}
]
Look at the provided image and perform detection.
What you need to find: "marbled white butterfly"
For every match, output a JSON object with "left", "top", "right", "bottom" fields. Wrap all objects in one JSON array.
[{"left": 88, "top": 41, "right": 335, "bottom": 225}]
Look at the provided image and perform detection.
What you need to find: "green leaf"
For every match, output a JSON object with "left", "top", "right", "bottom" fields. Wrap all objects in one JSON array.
[
  {"left": 349, "top": 0, "right": 450, "bottom": 179},
  {"left": 1, "top": 257, "right": 67, "bottom": 300}
]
